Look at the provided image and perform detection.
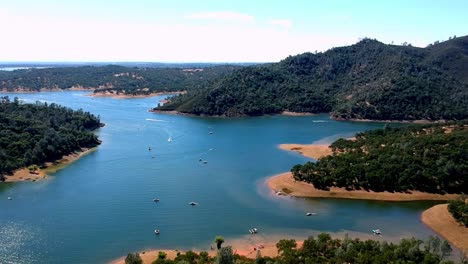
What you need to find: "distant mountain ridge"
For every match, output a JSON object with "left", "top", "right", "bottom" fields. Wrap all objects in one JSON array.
[
  {"left": 157, "top": 36, "right": 468, "bottom": 120},
  {"left": 0, "top": 64, "right": 241, "bottom": 95}
]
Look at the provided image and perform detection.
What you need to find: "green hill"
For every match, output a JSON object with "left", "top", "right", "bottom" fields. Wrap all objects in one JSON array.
[
  {"left": 291, "top": 122, "right": 467, "bottom": 194},
  {"left": 157, "top": 36, "right": 468, "bottom": 120},
  {"left": 0, "top": 96, "right": 102, "bottom": 181}
]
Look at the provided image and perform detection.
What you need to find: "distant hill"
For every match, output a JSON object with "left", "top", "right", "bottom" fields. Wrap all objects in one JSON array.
[
  {"left": 157, "top": 36, "right": 468, "bottom": 121},
  {"left": 0, "top": 64, "right": 241, "bottom": 95}
]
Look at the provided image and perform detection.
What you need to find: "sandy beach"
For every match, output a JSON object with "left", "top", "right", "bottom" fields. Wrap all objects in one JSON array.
[
  {"left": 89, "top": 91, "right": 185, "bottom": 99},
  {"left": 267, "top": 172, "right": 460, "bottom": 201},
  {"left": 279, "top": 143, "right": 332, "bottom": 160},
  {"left": 421, "top": 204, "right": 468, "bottom": 255},
  {"left": 3, "top": 148, "right": 96, "bottom": 182}
]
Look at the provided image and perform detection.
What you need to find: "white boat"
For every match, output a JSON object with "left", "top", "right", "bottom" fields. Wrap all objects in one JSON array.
[
  {"left": 7, "top": 197, "right": 12, "bottom": 200},
  {"left": 249, "top": 228, "right": 258, "bottom": 234},
  {"left": 306, "top": 212, "right": 317, "bottom": 216},
  {"left": 154, "top": 229, "right": 160, "bottom": 235},
  {"left": 167, "top": 137, "right": 172, "bottom": 142},
  {"left": 153, "top": 198, "right": 160, "bottom": 202},
  {"left": 372, "top": 229, "right": 382, "bottom": 235},
  {"left": 189, "top": 202, "right": 198, "bottom": 206}
]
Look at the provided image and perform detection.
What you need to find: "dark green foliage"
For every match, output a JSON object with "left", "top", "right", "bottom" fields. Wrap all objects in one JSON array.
[
  {"left": 448, "top": 196, "right": 468, "bottom": 227},
  {"left": 125, "top": 252, "right": 143, "bottom": 264},
  {"left": 291, "top": 122, "right": 468, "bottom": 193},
  {"left": 0, "top": 96, "right": 102, "bottom": 180},
  {"left": 148, "top": 234, "right": 454, "bottom": 264},
  {"left": 214, "top": 236, "right": 225, "bottom": 250},
  {"left": 215, "top": 247, "right": 234, "bottom": 264},
  {"left": 0, "top": 65, "right": 239, "bottom": 94},
  {"left": 158, "top": 36, "right": 468, "bottom": 120}
]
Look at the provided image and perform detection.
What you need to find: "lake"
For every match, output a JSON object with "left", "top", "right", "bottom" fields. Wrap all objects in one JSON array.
[{"left": 0, "top": 92, "right": 440, "bottom": 264}]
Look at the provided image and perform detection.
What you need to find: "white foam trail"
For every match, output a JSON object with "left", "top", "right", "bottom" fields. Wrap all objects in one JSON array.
[{"left": 145, "top": 118, "right": 167, "bottom": 122}]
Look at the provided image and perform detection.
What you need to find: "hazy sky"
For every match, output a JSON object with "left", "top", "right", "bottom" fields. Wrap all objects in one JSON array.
[{"left": 1, "top": 0, "right": 467, "bottom": 62}]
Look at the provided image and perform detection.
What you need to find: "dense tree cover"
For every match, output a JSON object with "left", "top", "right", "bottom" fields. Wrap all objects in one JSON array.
[
  {"left": 291, "top": 122, "right": 467, "bottom": 193},
  {"left": 125, "top": 252, "right": 143, "bottom": 264},
  {"left": 0, "top": 65, "right": 240, "bottom": 94},
  {"left": 448, "top": 196, "right": 468, "bottom": 227},
  {"left": 140, "top": 233, "right": 459, "bottom": 264},
  {"left": 157, "top": 36, "right": 468, "bottom": 120},
  {"left": 0, "top": 96, "right": 102, "bottom": 181}
]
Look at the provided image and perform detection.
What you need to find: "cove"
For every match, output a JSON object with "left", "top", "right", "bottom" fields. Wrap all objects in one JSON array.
[{"left": 0, "top": 92, "right": 439, "bottom": 264}]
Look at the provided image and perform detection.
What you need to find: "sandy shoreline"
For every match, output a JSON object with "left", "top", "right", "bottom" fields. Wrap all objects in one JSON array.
[
  {"left": 89, "top": 91, "right": 184, "bottom": 99},
  {"left": 267, "top": 172, "right": 460, "bottom": 201},
  {"left": 2, "top": 148, "right": 97, "bottom": 182},
  {"left": 421, "top": 204, "right": 468, "bottom": 255},
  {"left": 279, "top": 143, "right": 332, "bottom": 160}
]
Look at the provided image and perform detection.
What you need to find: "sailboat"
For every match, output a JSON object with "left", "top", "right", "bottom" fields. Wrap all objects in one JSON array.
[{"left": 167, "top": 137, "right": 172, "bottom": 142}]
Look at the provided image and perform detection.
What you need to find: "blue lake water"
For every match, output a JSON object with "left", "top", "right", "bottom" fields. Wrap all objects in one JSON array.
[{"left": 0, "top": 92, "right": 441, "bottom": 263}]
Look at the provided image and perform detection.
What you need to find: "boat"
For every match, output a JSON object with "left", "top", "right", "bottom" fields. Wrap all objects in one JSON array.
[
  {"left": 154, "top": 229, "right": 160, "bottom": 235},
  {"left": 249, "top": 228, "right": 258, "bottom": 234},
  {"left": 202, "top": 160, "right": 208, "bottom": 164},
  {"left": 372, "top": 229, "right": 382, "bottom": 235},
  {"left": 7, "top": 197, "right": 12, "bottom": 200},
  {"left": 275, "top": 191, "right": 284, "bottom": 195},
  {"left": 306, "top": 212, "right": 317, "bottom": 216},
  {"left": 148, "top": 147, "right": 152, "bottom": 151},
  {"left": 189, "top": 202, "right": 198, "bottom": 206},
  {"left": 168, "top": 137, "right": 172, "bottom": 142},
  {"left": 153, "top": 198, "right": 160, "bottom": 202},
  {"left": 209, "top": 131, "right": 213, "bottom": 134}
]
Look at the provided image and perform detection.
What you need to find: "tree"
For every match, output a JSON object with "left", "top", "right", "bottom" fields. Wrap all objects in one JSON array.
[
  {"left": 215, "top": 246, "right": 234, "bottom": 264},
  {"left": 214, "top": 236, "right": 225, "bottom": 250},
  {"left": 125, "top": 252, "right": 143, "bottom": 264}
]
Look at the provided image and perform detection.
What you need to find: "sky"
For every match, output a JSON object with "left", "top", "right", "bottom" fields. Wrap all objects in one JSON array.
[{"left": 0, "top": 0, "right": 467, "bottom": 62}]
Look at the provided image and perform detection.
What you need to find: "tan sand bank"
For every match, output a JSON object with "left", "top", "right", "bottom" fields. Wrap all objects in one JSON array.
[
  {"left": 267, "top": 172, "right": 460, "bottom": 201},
  {"left": 89, "top": 91, "right": 184, "bottom": 99},
  {"left": 278, "top": 144, "right": 332, "bottom": 160},
  {"left": 3, "top": 148, "right": 96, "bottom": 182},
  {"left": 421, "top": 204, "right": 468, "bottom": 255}
]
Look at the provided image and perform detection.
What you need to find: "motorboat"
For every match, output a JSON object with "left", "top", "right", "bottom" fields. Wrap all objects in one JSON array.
[
  {"left": 154, "top": 229, "right": 160, "bottom": 235},
  {"left": 189, "top": 202, "right": 198, "bottom": 206},
  {"left": 168, "top": 137, "right": 172, "bottom": 142},
  {"left": 372, "top": 229, "right": 382, "bottom": 235},
  {"left": 249, "top": 228, "right": 258, "bottom": 234},
  {"left": 306, "top": 212, "right": 317, "bottom": 216},
  {"left": 153, "top": 198, "right": 160, "bottom": 202}
]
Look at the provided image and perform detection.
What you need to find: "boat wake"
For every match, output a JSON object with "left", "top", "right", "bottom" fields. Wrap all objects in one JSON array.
[{"left": 146, "top": 118, "right": 168, "bottom": 122}]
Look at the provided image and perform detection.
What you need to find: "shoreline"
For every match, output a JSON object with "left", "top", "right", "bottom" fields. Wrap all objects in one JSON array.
[
  {"left": 2, "top": 147, "right": 97, "bottom": 182},
  {"left": 421, "top": 204, "right": 468, "bottom": 255},
  {"left": 267, "top": 172, "right": 460, "bottom": 201},
  {"left": 109, "top": 229, "right": 398, "bottom": 264},
  {"left": 89, "top": 91, "right": 185, "bottom": 99},
  {"left": 278, "top": 143, "right": 332, "bottom": 160}
]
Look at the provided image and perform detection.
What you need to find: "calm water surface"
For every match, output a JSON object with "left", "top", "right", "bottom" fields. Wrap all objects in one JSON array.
[{"left": 0, "top": 92, "right": 440, "bottom": 264}]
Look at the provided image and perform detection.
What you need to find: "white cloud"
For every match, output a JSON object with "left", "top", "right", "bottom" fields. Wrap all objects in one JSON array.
[
  {"left": 186, "top": 11, "right": 254, "bottom": 23},
  {"left": 268, "top": 19, "right": 292, "bottom": 28}
]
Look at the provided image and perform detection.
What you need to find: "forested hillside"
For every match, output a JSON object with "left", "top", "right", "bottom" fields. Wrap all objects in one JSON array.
[
  {"left": 291, "top": 122, "right": 467, "bottom": 194},
  {"left": 157, "top": 36, "right": 468, "bottom": 120},
  {"left": 0, "top": 65, "right": 240, "bottom": 94},
  {"left": 0, "top": 96, "right": 102, "bottom": 181}
]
